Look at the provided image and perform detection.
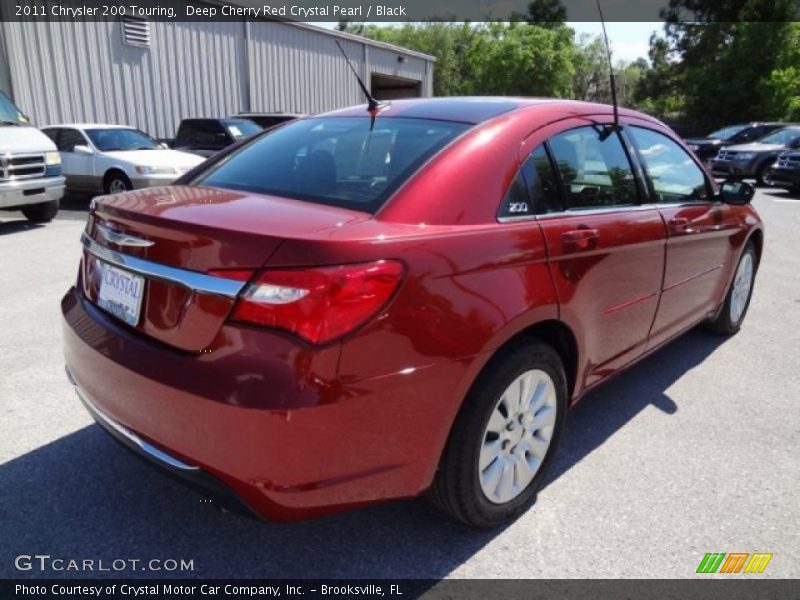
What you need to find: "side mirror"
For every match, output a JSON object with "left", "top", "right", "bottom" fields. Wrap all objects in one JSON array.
[
  {"left": 720, "top": 180, "right": 755, "bottom": 205},
  {"left": 788, "top": 138, "right": 800, "bottom": 149},
  {"left": 73, "top": 144, "right": 93, "bottom": 155}
]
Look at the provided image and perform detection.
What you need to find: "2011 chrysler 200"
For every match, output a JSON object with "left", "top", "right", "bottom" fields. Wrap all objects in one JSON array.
[{"left": 62, "top": 98, "right": 762, "bottom": 527}]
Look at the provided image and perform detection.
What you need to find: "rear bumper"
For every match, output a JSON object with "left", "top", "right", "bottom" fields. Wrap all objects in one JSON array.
[
  {"left": 68, "top": 368, "right": 257, "bottom": 518},
  {"left": 62, "top": 286, "right": 460, "bottom": 521},
  {"left": 0, "top": 176, "right": 65, "bottom": 209}
]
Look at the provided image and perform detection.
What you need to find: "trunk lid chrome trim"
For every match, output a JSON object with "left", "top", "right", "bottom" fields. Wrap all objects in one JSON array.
[{"left": 81, "top": 233, "right": 246, "bottom": 299}]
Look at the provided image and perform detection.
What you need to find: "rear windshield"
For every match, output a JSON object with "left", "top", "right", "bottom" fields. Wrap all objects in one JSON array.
[{"left": 198, "top": 117, "right": 471, "bottom": 213}]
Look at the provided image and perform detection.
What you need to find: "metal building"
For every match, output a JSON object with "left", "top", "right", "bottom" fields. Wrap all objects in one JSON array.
[{"left": 0, "top": 9, "right": 434, "bottom": 138}]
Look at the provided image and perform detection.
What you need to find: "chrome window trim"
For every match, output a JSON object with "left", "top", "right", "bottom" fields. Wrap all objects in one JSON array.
[
  {"left": 496, "top": 201, "right": 719, "bottom": 224},
  {"left": 81, "top": 233, "right": 246, "bottom": 299}
]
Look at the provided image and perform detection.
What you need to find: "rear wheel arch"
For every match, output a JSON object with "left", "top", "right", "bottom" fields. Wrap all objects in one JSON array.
[{"left": 461, "top": 319, "right": 580, "bottom": 416}]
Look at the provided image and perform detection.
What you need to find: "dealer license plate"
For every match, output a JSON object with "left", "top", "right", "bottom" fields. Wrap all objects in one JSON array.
[{"left": 96, "top": 261, "right": 145, "bottom": 327}]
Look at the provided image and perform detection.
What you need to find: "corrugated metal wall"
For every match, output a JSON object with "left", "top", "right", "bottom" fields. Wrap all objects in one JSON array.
[
  {"left": 1, "top": 19, "right": 432, "bottom": 139},
  {"left": 247, "top": 23, "right": 364, "bottom": 114}
]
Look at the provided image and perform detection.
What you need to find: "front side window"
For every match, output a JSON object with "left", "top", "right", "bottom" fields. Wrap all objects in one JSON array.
[
  {"left": 708, "top": 124, "right": 746, "bottom": 140},
  {"left": 85, "top": 128, "right": 159, "bottom": 152},
  {"left": 0, "top": 91, "right": 27, "bottom": 125},
  {"left": 547, "top": 126, "right": 639, "bottom": 210},
  {"left": 756, "top": 127, "right": 800, "bottom": 145},
  {"left": 199, "top": 117, "right": 470, "bottom": 213},
  {"left": 628, "top": 126, "right": 708, "bottom": 203},
  {"left": 59, "top": 129, "right": 88, "bottom": 152}
]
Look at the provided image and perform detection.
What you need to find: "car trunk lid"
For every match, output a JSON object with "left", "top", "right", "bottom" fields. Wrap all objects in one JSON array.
[{"left": 81, "top": 185, "right": 368, "bottom": 351}]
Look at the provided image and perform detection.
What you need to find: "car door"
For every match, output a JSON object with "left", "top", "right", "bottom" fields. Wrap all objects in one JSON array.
[
  {"left": 626, "top": 126, "right": 741, "bottom": 349},
  {"left": 56, "top": 128, "right": 96, "bottom": 190},
  {"left": 534, "top": 124, "right": 667, "bottom": 390}
]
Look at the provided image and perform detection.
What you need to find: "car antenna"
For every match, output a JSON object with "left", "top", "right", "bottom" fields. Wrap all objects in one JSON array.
[
  {"left": 334, "top": 40, "right": 386, "bottom": 113},
  {"left": 596, "top": 0, "right": 620, "bottom": 140}
]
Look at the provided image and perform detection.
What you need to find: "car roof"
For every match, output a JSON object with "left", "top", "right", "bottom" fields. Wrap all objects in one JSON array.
[
  {"left": 43, "top": 123, "right": 134, "bottom": 130},
  {"left": 319, "top": 96, "right": 657, "bottom": 125}
]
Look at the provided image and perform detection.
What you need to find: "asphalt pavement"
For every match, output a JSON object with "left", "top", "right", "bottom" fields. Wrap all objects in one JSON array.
[{"left": 0, "top": 188, "right": 798, "bottom": 579}]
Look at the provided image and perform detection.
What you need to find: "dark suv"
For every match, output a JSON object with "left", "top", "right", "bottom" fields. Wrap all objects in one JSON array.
[
  {"left": 765, "top": 151, "right": 800, "bottom": 192},
  {"left": 709, "top": 125, "right": 800, "bottom": 184},
  {"left": 685, "top": 122, "right": 787, "bottom": 163},
  {"left": 172, "top": 118, "right": 263, "bottom": 158}
]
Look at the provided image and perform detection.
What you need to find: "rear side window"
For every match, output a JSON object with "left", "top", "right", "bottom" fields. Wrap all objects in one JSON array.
[
  {"left": 498, "top": 145, "right": 560, "bottom": 219},
  {"left": 198, "top": 117, "right": 470, "bottom": 213},
  {"left": 628, "top": 126, "right": 708, "bottom": 203},
  {"left": 547, "top": 126, "right": 639, "bottom": 210}
]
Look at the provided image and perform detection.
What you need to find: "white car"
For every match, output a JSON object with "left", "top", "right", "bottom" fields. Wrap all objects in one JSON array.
[{"left": 41, "top": 124, "right": 204, "bottom": 194}]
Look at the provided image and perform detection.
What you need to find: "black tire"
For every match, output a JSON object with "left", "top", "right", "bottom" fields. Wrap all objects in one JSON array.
[
  {"left": 754, "top": 162, "right": 770, "bottom": 187},
  {"left": 429, "top": 339, "right": 567, "bottom": 528},
  {"left": 705, "top": 242, "right": 757, "bottom": 335},
  {"left": 104, "top": 171, "right": 132, "bottom": 194},
  {"left": 21, "top": 199, "right": 59, "bottom": 223}
]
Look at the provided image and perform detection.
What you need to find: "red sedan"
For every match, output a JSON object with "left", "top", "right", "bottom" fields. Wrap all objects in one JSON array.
[{"left": 62, "top": 98, "right": 762, "bottom": 527}]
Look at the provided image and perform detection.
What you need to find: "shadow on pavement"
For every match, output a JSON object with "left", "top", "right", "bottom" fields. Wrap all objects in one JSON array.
[
  {"left": 0, "top": 330, "right": 725, "bottom": 579},
  {"left": 0, "top": 220, "right": 42, "bottom": 235},
  {"left": 762, "top": 188, "right": 800, "bottom": 200}
]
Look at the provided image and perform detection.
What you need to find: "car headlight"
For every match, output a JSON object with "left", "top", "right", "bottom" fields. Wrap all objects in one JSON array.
[
  {"left": 134, "top": 165, "right": 177, "bottom": 175},
  {"left": 736, "top": 152, "right": 756, "bottom": 160},
  {"left": 45, "top": 151, "right": 61, "bottom": 165}
]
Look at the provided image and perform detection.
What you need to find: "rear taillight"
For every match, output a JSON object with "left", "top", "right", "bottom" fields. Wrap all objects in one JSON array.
[{"left": 216, "top": 261, "right": 404, "bottom": 344}]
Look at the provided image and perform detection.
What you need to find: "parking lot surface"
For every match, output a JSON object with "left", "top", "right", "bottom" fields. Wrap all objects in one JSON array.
[{"left": 1, "top": 189, "right": 798, "bottom": 579}]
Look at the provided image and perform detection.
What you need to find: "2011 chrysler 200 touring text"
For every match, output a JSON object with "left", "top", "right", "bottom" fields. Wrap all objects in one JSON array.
[{"left": 62, "top": 98, "right": 763, "bottom": 527}]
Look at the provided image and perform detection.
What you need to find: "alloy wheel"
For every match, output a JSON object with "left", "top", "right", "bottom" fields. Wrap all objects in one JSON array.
[
  {"left": 479, "top": 369, "right": 557, "bottom": 504},
  {"left": 730, "top": 252, "right": 754, "bottom": 324}
]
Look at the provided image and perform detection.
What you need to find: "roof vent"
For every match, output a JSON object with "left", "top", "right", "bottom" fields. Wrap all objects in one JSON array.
[{"left": 121, "top": 17, "right": 150, "bottom": 48}]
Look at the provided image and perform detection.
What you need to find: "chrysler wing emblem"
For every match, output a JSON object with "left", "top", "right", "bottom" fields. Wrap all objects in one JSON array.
[{"left": 96, "top": 222, "right": 154, "bottom": 248}]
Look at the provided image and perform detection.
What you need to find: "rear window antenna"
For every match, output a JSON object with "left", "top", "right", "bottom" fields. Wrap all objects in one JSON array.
[
  {"left": 596, "top": 0, "right": 620, "bottom": 140},
  {"left": 334, "top": 40, "right": 387, "bottom": 113}
]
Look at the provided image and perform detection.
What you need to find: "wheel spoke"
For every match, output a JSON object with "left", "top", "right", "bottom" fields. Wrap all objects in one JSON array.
[
  {"left": 486, "top": 408, "right": 507, "bottom": 434},
  {"left": 481, "top": 455, "right": 504, "bottom": 492},
  {"left": 480, "top": 439, "right": 502, "bottom": 470},
  {"left": 532, "top": 403, "right": 556, "bottom": 429},
  {"left": 495, "top": 459, "right": 514, "bottom": 501}
]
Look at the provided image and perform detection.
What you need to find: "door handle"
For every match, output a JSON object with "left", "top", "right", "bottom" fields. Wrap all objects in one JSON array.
[
  {"left": 668, "top": 217, "right": 692, "bottom": 234},
  {"left": 561, "top": 228, "right": 599, "bottom": 251}
]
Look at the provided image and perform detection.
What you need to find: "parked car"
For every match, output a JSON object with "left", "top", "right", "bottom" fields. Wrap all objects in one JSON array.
[
  {"left": 709, "top": 125, "right": 800, "bottom": 184},
  {"left": 765, "top": 150, "right": 800, "bottom": 193},
  {"left": 237, "top": 112, "right": 304, "bottom": 129},
  {"left": 0, "top": 91, "right": 64, "bottom": 222},
  {"left": 42, "top": 124, "right": 204, "bottom": 194},
  {"left": 62, "top": 98, "right": 762, "bottom": 527},
  {"left": 172, "top": 118, "right": 263, "bottom": 157},
  {"left": 685, "top": 122, "right": 787, "bottom": 163}
]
